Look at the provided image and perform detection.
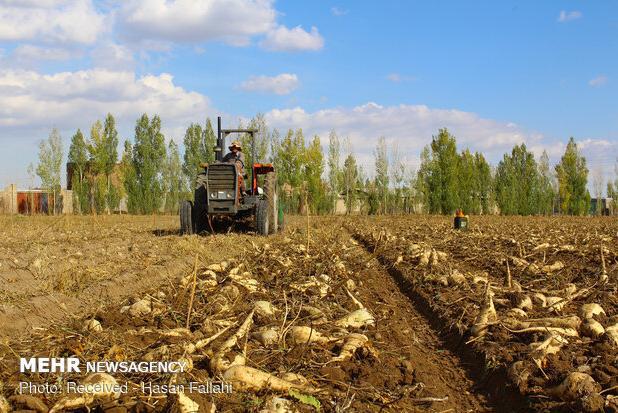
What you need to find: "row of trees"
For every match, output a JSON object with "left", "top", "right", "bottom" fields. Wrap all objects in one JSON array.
[
  {"left": 413, "top": 131, "right": 591, "bottom": 216},
  {"left": 68, "top": 114, "right": 120, "bottom": 214},
  {"left": 35, "top": 112, "right": 613, "bottom": 216}
]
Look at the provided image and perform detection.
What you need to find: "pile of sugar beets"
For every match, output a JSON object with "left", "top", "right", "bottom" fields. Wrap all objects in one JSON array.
[
  {"left": 349, "top": 221, "right": 618, "bottom": 413},
  {"left": 1, "top": 230, "right": 411, "bottom": 413}
]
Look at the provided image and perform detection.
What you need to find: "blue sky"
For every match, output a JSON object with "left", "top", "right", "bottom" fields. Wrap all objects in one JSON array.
[{"left": 0, "top": 0, "right": 616, "bottom": 190}]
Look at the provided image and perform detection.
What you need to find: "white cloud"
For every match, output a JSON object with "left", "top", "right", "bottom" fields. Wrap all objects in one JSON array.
[
  {"left": 558, "top": 10, "right": 582, "bottom": 23},
  {"left": 260, "top": 25, "right": 324, "bottom": 51},
  {"left": 265, "top": 102, "right": 618, "bottom": 183},
  {"left": 0, "top": 0, "right": 105, "bottom": 44},
  {"left": 90, "top": 43, "right": 135, "bottom": 70},
  {"left": 240, "top": 73, "right": 299, "bottom": 95},
  {"left": 12, "top": 44, "right": 76, "bottom": 61},
  {"left": 331, "top": 6, "right": 348, "bottom": 16},
  {"left": 265, "top": 102, "right": 543, "bottom": 172},
  {"left": 0, "top": 69, "right": 210, "bottom": 130},
  {"left": 118, "top": 0, "right": 276, "bottom": 45},
  {"left": 386, "top": 73, "right": 416, "bottom": 83},
  {"left": 589, "top": 75, "right": 608, "bottom": 87}
]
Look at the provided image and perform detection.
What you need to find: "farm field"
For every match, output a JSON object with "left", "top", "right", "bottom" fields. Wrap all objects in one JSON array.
[
  {"left": 0, "top": 214, "right": 616, "bottom": 412},
  {"left": 0, "top": 215, "right": 256, "bottom": 336}
]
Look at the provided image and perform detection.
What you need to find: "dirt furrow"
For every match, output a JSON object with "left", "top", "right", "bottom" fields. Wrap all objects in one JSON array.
[
  {"left": 342, "top": 231, "right": 499, "bottom": 412},
  {"left": 346, "top": 227, "right": 533, "bottom": 412}
]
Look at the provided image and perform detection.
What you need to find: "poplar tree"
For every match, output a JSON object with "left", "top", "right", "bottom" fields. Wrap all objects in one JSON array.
[
  {"left": 495, "top": 144, "right": 539, "bottom": 215},
  {"left": 182, "top": 123, "right": 204, "bottom": 188},
  {"left": 343, "top": 153, "right": 358, "bottom": 213},
  {"left": 390, "top": 143, "right": 405, "bottom": 213},
  {"left": 88, "top": 120, "right": 107, "bottom": 213},
  {"left": 555, "top": 137, "right": 590, "bottom": 215},
  {"left": 304, "top": 135, "right": 326, "bottom": 213},
  {"left": 327, "top": 130, "right": 341, "bottom": 211},
  {"left": 247, "top": 114, "right": 269, "bottom": 163},
  {"left": 421, "top": 128, "right": 459, "bottom": 214},
  {"left": 475, "top": 152, "right": 493, "bottom": 214},
  {"left": 102, "top": 113, "right": 120, "bottom": 212},
  {"left": 121, "top": 140, "right": 139, "bottom": 213},
  {"left": 608, "top": 159, "right": 618, "bottom": 214},
  {"left": 374, "top": 136, "right": 389, "bottom": 214},
  {"left": 68, "top": 129, "right": 88, "bottom": 214},
  {"left": 415, "top": 146, "right": 432, "bottom": 213},
  {"left": 36, "top": 128, "right": 64, "bottom": 214},
  {"left": 132, "top": 114, "right": 167, "bottom": 214},
  {"left": 164, "top": 140, "right": 184, "bottom": 214},
  {"left": 538, "top": 150, "right": 555, "bottom": 215},
  {"left": 203, "top": 118, "right": 216, "bottom": 163},
  {"left": 457, "top": 149, "right": 478, "bottom": 214}
]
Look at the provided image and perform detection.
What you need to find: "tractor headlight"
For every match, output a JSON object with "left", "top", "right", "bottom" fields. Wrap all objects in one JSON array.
[
  {"left": 226, "top": 192, "right": 233, "bottom": 199},
  {"left": 210, "top": 192, "right": 216, "bottom": 198}
]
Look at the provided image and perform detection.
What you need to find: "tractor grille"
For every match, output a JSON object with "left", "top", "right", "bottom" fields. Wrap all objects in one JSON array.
[{"left": 207, "top": 164, "right": 236, "bottom": 191}]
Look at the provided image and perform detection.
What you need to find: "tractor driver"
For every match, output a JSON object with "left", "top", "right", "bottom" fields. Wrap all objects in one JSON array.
[{"left": 223, "top": 141, "right": 246, "bottom": 193}]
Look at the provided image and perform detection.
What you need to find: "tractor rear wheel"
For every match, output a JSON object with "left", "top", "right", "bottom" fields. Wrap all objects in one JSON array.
[
  {"left": 264, "top": 171, "right": 278, "bottom": 234},
  {"left": 180, "top": 200, "right": 194, "bottom": 235},
  {"left": 193, "top": 172, "right": 208, "bottom": 233},
  {"left": 256, "top": 199, "right": 270, "bottom": 235}
]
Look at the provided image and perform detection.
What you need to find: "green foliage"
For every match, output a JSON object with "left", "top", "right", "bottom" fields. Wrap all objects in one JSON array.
[
  {"left": 305, "top": 135, "right": 327, "bottom": 213},
  {"left": 343, "top": 153, "right": 359, "bottom": 213},
  {"left": 457, "top": 149, "right": 479, "bottom": 214},
  {"left": 36, "top": 128, "right": 63, "bottom": 214},
  {"left": 328, "top": 130, "right": 341, "bottom": 210},
  {"left": 93, "top": 175, "right": 107, "bottom": 214},
  {"left": 68, "top": 129, "right": 88, "bottom": 214},
  {"left": 182, "top": 123, "right": 205, "bottom": 188},
  {"left": 164, "top": 140, "right": 185, "bottom": 213},
  {"left": 132, "top": 114, "right": 167, "bottom": 214},
  {"left": 417, "top": 129, "right": 460, "bottom": 214},
  {"left": 106, "top": 182, "right": 120, "bottom": 212},
  {"left": 121, "top": 140, "right": 140, "bottom": 214},
  {"left": 555, "top": 137, "right": 590, "bottom": 215},
  {"left": 288, "top": 388, "right": 321, "bottom": 411},
  {"left": 204, "top": 118, "right": 216, "bottom": 164},
  {"left": 102, "top": 114, "right": 119, "bottom": 176},
  {"left": 475, "top": 152, "right": 493, "bottom": 214},
  {"left": 537, "top": 150, "right": 555, "bottom": 215},
  {"left": 415, "top": 146, "right": 431, "bottom": 213},
  {"left": 182, "top": 117, "right": 216, "bottom": 191},
  {"left": 247, "top": 113, "right": 270, "bottom": 164},
  {"left": 85, "top": 114, "right": 120, "bottom": 213},
  {"left": 374, "top": 136, "right": 389, "bottom": 214},
  {"left": 415, "top": 130, "right": 494, "bottom": 215},
  {"left": 495, "top": 143, "right": 540, "bottom": 215},
  {"left": 389, "top": 143, "right": 406, "bottom": 213},
  {"left": 429, "top": 129, "right": 459, "bottom": 214},
  {"left": 71, "top": 171, "right": 90, "bottom": 213}
]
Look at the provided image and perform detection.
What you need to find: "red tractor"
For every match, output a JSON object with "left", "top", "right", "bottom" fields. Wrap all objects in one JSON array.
[{"left": 180, "top": 117, "right": 283, "bottom": 235}]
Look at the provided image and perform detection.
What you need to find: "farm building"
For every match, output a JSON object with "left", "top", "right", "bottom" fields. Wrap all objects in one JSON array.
[{"left": 0, "top": 184, "right": 73, "bottom": 214}]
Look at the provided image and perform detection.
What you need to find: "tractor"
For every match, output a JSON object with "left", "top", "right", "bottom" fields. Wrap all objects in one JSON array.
[{"left": 180, "top": 117, "right": 283, "bottom": 235}]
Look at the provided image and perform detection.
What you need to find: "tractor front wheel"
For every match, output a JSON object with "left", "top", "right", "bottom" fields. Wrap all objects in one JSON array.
[
  {"left": 180, "top": 200, "right": 194, "bottom": 235},
  {"left": 256, "top": 199, "right": 270, "bottom": 236}
]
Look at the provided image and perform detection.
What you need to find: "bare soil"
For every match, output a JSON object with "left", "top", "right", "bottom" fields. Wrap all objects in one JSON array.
[
  {"left": 0, "top": 215, "right": 257, "bottom": 337},
  {"left": 0, "top": 214, "right": 615, "bottom": 412}
]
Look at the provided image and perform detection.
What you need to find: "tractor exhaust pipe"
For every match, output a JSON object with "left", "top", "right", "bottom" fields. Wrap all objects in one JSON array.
[{"left": 215, "top": 116, "right": 223, "bottom": 162}]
